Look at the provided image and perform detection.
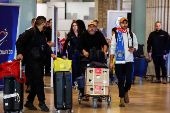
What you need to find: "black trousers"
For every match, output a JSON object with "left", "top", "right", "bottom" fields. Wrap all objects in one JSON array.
[
  {"left": 26, "top": 62, "right": 45, "bottom": 103},
  {"left": 152, "top": 55, "right": 167, "bottom": 80},
  {"left": 25, "top": 65, "right": 32, "bottom": 85},
  {"left": 45, "top": 55, "right": 51, "bottom": 74},
  {"left": 115, "top": 62, "right": 134, "bottom": 98}
]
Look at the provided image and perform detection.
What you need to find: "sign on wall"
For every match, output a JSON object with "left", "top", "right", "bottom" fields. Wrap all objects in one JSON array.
[
  {"left": 107, "top": 10, "right": 131, "bottom": 39},
  {"left": 0, "top": 4, "right": 21, "bottom": 64}
]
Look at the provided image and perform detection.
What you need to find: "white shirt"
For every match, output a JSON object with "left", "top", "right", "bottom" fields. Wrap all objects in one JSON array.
[{"left": 110, "top": 29, "right": 138, "bottom": 64}]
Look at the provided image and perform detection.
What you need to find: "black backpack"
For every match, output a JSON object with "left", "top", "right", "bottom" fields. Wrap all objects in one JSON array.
[
  {"left": 16, "top": 28, "right": 36, "bottom": 64},
  {"left": 115, "top": 31, "right": 133, "bottom": 46}
]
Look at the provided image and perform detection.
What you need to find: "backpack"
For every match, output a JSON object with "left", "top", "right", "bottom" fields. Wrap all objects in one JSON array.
[
  {"left": 16, "top": 28, "right": 36, "bottom": 64},
  {"left": 115, "top": 31, "right": 133, "bottom": 46}
]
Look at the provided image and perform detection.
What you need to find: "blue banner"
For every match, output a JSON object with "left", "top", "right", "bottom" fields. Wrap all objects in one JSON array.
[
  {"left": 0, "top": 5, "right": 20, "bottom": 64},
  {"left": 0, "top": 0, "right": 9, "bottom": 3}
]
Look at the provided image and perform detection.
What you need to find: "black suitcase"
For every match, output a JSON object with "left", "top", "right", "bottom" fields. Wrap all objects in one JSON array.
[
  {"left": 54, "top": 72, "right": 73, "bottom": 113},
  {"left": 3, "top": 60, "right": 24, "bottom": 113},
  {"left": 3, "top": 76, "right": 24, "bottom": 113}
]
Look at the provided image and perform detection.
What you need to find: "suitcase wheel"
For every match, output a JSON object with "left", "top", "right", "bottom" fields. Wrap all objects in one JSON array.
[
  {"left": 69, "top": 110, "right": 74, "bottom": 113},
  {"left": 108, "top": 101, "right": 110, "bottom": 105},
  {"left": 56, "top": 110, "right": 60, "bottom": 113},
  {"left": 93, "top": 97, "right": 97, "bottom": 108},
  {"left": 78, "top": 98, "right": 81, "bottom": 104},
  {"left": 17, "top": 109, "right": 25, "bottom": 113},
  {"left": 108, "top": 96, "right": 111, "bottom": 106}
]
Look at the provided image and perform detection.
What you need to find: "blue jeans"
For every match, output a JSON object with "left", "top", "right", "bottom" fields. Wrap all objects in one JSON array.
[{"left": 71, "top": 51, "right": 80, "bottom": 85}]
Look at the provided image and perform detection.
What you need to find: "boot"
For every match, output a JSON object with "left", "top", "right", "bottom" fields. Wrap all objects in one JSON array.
[
  {"left": 26, "top": 84, "right": 31, "bottom": 93},
  {"left": 119, "top": 97, "right": 125, "bottom": 107},
  {"left": 162, "top": 78, "right": 167, "bottom": 84},
  {"left": 151, "top": 78, "right": 161, "bottom": 83},
  {"left": 124, "top": 92, "right": 129, "bottom": 103}
]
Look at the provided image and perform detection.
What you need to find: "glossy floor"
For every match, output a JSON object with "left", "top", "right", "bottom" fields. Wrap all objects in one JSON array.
[{"left": 0, "top": 77, "right": 170, "bottom": 113}]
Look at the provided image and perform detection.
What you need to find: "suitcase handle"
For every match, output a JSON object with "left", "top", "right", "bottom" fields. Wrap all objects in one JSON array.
[{"left": 19, "top": 59, "right": 23, "bottom": 79}]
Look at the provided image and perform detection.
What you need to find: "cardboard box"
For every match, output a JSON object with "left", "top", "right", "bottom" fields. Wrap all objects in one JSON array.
[
  {"left": 85, "top": 85, "right": 110, "bottom": 95},
  {"left": 85, "top": 68, "right": 109, "bottom": 86}
]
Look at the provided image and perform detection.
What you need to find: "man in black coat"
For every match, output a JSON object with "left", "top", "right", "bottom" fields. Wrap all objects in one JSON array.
[
  {"left": 147, "top": 21, "right": 169, "bottom": 84},
  {"left": 16, "top": 16, "right": 57, "bottom": 112}
]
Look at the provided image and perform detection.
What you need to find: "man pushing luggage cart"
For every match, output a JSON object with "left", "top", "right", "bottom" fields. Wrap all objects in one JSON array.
[{"left": 77, "top": 21, "right": 109, "bottom": 108}]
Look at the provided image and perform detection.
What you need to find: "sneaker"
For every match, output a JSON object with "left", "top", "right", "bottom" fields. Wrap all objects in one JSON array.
[
  {"left": 119, "top": 98, "right": 125, "bottom": 107},
  {"left": 39, "top": 102, "right": 49, "bottom": 112},
  {"left": 162, "top": 78, "right": 167, "bottom": 84},
  {"left": 24, "top": 101, "right": 37, "bottom": 110}
]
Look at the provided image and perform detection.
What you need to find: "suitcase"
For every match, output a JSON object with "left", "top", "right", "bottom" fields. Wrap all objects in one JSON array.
[
  {"left": 76, "top": 76, "right": 85, "bottom": 89},
  {"left": 4, "top": 76, "right": 24, "bottom": 113},
  {"left": 3, "top": 60, "right": 24, "bottom": 113},
  {"left": 54, "top": 72, "right": 73, "bottom": 113},
  {"left": 133, "top": 58, "right": 150, "bottom": 77}
]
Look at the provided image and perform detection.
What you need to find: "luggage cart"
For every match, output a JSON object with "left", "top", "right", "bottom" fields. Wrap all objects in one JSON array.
[{"left": 78, "top": 92, "right": 111, "bottom": 108}]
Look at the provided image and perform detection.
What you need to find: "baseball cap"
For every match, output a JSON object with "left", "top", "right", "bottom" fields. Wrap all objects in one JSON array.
[
  {"left": 119, "top": 17, "right": 128, "bottom": 25},
  {"left": 88, "top": 21, "right": 96, "bottom": 26}
]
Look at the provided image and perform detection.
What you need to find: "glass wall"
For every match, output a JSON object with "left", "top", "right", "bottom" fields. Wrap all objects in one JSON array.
[{"left": 9, "top": 0, "right": 36, "bottom": 34}]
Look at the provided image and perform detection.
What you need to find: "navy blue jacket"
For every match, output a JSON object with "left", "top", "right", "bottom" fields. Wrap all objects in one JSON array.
[{"left": 63, "top": 33, "right": 80, "bottom": 56}]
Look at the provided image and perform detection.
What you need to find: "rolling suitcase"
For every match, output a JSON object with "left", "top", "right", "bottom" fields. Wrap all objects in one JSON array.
[
  {"left": 76, "top": 75, "right": 85, "bottom": 89},
  {"left": 3, "top": 60, "right": 24, "bottom": 113},
  {"left": 54, "top": 72, "right": 73, "bottom": 113}
]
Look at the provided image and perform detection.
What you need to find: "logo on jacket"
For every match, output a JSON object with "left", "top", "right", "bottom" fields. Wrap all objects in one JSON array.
[
  {"left": 0, "top": 29, "right": 8, "bottom": 46},
  {"left": 115, "top": 16, "right": 123, "bottom": 27}
]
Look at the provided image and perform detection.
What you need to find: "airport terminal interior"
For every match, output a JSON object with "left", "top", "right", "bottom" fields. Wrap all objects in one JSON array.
[{"left": 1, "top": 0, "right": 170, "bottom": 113}]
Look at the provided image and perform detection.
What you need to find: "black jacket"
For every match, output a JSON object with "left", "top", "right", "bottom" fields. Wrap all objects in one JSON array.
[
  {"left": 147, "top": 30, "right": 169, "bottom": 56},
  {"left": 44, "top": 26, "right": 52, "bottom": 42},
  {"left": 16, "top": 26, "right": 52, "bottom": 65},
  {"left": 78, "top": 31, "right": 108, "bottom": 53},
  {"left": 63, "top": 33, "right": 80, "bottom": 56}
]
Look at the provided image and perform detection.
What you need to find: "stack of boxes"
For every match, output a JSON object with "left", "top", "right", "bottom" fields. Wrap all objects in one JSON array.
[{"left": 84, "top": 68, "right": 110, "bottom": 95}]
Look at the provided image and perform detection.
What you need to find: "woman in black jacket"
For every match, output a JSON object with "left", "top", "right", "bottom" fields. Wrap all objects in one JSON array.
[{"left": 63, "top": 21, "right": 81, "bottom": 85}]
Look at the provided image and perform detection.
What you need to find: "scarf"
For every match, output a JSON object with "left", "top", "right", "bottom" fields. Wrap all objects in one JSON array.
[
  {"left": 115, "top": 30, "right": 126, "bottom": 64},
  {"left": 117, "top": 27, "right": 127, "bottom": 33}
]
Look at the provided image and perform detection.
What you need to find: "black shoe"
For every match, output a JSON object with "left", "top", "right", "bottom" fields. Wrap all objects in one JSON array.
[
  {"left": 26, "top": 84, "right": 31, "bottom": 93},
  {"left": 24, "top": 101, "right": 37, "bottom": 110},
  {"left": 39, "top": 102, "right": 49, "bottom": 112}
]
